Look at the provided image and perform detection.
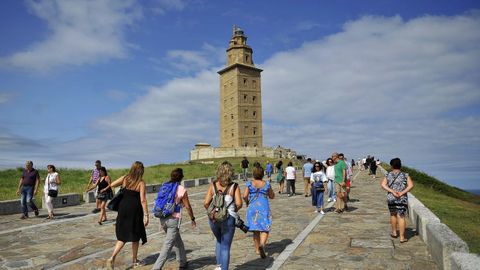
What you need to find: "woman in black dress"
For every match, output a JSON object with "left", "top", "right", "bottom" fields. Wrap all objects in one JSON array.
[
  {"left": 105, "top": 161, "right": 149, "bottom": 269},
  {"left": 94, "top": 166, "right": 112, "bottom": 225}
]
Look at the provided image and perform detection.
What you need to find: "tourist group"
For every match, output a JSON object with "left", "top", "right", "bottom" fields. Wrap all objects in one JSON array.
[{"left": 15, "top": 153, "right": 413, "bottom": 270}]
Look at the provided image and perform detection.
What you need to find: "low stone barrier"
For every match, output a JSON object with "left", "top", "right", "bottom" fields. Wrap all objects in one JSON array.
[
  {"left": 83, "top": 191, "right": 96, "bottom": 203},
  {"left": 146, "top": 184, "right": 162, "bottom": 193},
  {"left": 450, "top": 252, "right": 480, "bottom": 270},
  {"left": 379, "top": 164, "right": 478, "bottom": 270},
  {"left": 427, "top": 222, "right": 469, "bottom": 270},
  {"left": 0, "top": 199, "right": 23, "bottom": 215},
  {"left": 42, "top": 193, "right": 81, "bottom": 210},
  {"left": 408, "top": 193, "right": 441, "bottom": 243}
]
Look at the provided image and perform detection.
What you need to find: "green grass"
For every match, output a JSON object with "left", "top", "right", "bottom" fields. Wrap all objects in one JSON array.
[
  {"left": 381, "top": 163, "right": 480, "bottom": 254},
  {"left": 0, "top": 157, "right": 299, "bottom": 203}
]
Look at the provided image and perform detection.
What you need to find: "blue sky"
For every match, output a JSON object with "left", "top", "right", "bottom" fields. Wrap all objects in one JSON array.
[{"left": 0, "top": 0, "right": 479, "bottom": 191}]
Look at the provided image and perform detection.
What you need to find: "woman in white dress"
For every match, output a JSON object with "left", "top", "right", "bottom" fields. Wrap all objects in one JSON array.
[{"left": 44, "top": 165, "right": 61, "bottom": 219}]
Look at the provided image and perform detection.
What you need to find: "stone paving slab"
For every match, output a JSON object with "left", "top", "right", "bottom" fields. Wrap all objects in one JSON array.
[
  {"left": 0, "top": 170, "right": 438, "bottom": 270},
  {"left": 279, "top": 170, "right": 437, "bottom": 270}
]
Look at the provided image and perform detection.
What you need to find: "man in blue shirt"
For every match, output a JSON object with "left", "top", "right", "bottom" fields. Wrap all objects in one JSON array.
[
  {"left": 303, "top": 158, "right": 314, "bottom": 197},
  {"left": 265, "top": 161, "right": 273, "bottom": 180}
]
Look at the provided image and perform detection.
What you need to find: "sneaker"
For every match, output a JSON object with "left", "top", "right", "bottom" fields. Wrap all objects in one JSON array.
[
  {"left": 333, "top": 198, "right": 337, "bottom": 202},
  {"left": 20, "top": 215, "right": 28, "bottom": 219},
  {"left": 214, "top": 266, "right": 222, "bottom": 270},
  {"left": 327, "top": 198, "right": 332, "bottom": 202},
  {"left": 314, "top": 209, "right": 319, "bottom": 213},
  {"left": 293, "top": 193, "right": 296, "bottom": 196},
  {"left": 320, "top": 210, "right": 325, "bottom": 215},
  {"left": 287, "top": 194, "right": 292, "bottom": 197},
  {"left": 34, "top": 209, "right": 39, "bottom": 216}
]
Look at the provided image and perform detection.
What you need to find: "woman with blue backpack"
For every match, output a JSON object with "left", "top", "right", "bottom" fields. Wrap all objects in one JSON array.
[{"left": 152, "top": 168, "right": 196, "bottom": 270}]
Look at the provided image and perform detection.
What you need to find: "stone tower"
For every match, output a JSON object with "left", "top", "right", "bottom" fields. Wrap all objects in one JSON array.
[{"left": 218, "top": 26, "right": 263, "bottom": 148}]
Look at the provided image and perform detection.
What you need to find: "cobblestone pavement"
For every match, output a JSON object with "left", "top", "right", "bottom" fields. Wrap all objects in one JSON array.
[{"left": 0, "top": 169, "right": 437, "bottom": 270}]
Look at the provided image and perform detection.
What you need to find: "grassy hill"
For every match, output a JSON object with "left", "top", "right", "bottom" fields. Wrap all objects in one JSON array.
[
  {"left": 0, "top": 157, "right": 298, "bottom": 202},
  {"left": 381, "top": 163, "right": 480, "bottom": 254}
]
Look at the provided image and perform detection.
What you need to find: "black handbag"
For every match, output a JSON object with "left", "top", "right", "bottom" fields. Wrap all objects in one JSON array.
[
  {"left": 48, "top": 189, "right": 58, "bottom": 197},
  {"left": 107, "top": 187, "right": 125, "bottom": 211}
]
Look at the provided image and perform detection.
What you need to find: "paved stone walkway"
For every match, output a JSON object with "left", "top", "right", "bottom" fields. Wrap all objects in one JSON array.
[{"left": 0, "top": 169, "right": 437, "bottom": 270}]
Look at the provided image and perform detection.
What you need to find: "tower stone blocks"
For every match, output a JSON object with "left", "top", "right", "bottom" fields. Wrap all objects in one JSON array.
[
  {"left": 189, "top": 27, "right": 297, "bottom": 161},
  {"left": 218, "top": 27, "right": 263, "bottom": 148}
]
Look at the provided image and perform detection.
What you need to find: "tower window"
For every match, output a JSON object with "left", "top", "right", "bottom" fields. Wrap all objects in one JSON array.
[
  {"left": 253, "top": 127, "right": 257, "bottom": 135},
  {"left": 231, "top": 114, "right": 234, "bottom": 120},
  {"left": 243, "top": 78, "right": 247, "bottom": 86},
  {"left": 253, "top": 111, "right": 257, "bottom": 118},
  {"left": 244, "top": 109, "right": 248, "bottom": 117},
  {"left": 252, "top": 80, "right": 257, "bottom": 89},
  {"left": 252, "top": 96, "right": 256, "bottom": 103},
  {"left": 231, "top": 129, "right": 234, "bottom": 137},
  {"left": 246, "top": 55, "right": 250, "bottom": 63},
  {"left": 244, "top": 94, "right": 247, "bottom": 101}
]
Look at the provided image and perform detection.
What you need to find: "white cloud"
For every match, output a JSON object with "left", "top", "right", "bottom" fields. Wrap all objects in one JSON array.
[
  {"left": 2, "top": 11, "right": 480, "bottom": 188},
  {"left": 296, "top": 21, "right": 322, "bottom": 31},
  {"left": 155, "top": 43, "right": 224, "bottom": 74},
  {"left": 107, "top": 89, "right": 128, "bottom": 101},
  {"left": 0, "top": 0, "right": 142, "bottom": 72},
  {"left": 0, "top": 93, "right": 12, "bottom": 104},
  {"left": 151, "top": 0, "right": 187, "bottom": 15}
]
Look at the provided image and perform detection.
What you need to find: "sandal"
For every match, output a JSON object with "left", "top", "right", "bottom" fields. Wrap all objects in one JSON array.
[
  {"left": 390, "top": 234, "right": 398, "bottom": 238},
  {"left": 106, "top": 258, "right": 114, "bottom": 270},
  {"left": 133, "top": 260, "right": 145, "bottom": 268},
  {"left": 400, "top": 239, "right": 408, "bottom": 243}
]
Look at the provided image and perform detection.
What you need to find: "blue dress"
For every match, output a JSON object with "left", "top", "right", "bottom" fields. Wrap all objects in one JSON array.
[{"left": 245, "top": 181, "right": 272, "bottom": 232}]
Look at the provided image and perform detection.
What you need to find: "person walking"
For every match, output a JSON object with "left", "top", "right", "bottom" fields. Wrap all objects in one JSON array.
[
  {"left": 325, "top": 158, "right": 336, "bottom": 203},
  {"left": 310, "top": 162, "right": 328, "bottom": 214},
  {"left": 85, "top": 160, "right": 102, "bottom": 213},
  {"left": 265, "top": 161, "right": 273, "bottom": 181},
  {"left": 152, "top": 168, "right": 196, "bottom": 270},
  {"left": 302, "top": 158, "right": 314, "bottom": 197},
  {"left": 370, "top": 157, "right": 378, "bottom": 178},
  {"left": 285, "top": 162, "right": 296, "bottom": 197},
  {"left": 204, "top": 162, "right": 242, "bottom": 270},
  {"left": 275, "top": 161, "right": 285, "bottom": 194},
  {"left": 243, "top": 166, "right": 274, "bottom": 259},
  {"left": 332, "top": 153, "right": 347, "bottom": 213},
  {"left": 95, "top": 167, "right": 113, "bottom": 225},
  {"left": 380, "top": 158, "right": 414, "bottom": 243},
  {"left": 16, "top": 161, "right": 40, "bottom": 219},
  {"left": 241, "top": 157, "right": 249, "bottom": 181},
  {"left": 105, "top": 161, "right": 148, "bottom": 270},
  {"left": 44, "top": 165, "right": 61, "bottom": 219}
]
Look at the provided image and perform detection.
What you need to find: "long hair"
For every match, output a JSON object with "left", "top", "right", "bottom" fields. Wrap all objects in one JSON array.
[
  {"left": 216, "top": 161, "right": 234, "bottom": 187},
  {"left": 126, "top": 161, "right": 144, "bottom": 183}
]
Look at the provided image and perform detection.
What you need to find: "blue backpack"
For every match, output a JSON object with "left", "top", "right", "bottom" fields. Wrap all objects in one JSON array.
[{"left": 153, "top": 182, "right": 180, "bottom": 218}]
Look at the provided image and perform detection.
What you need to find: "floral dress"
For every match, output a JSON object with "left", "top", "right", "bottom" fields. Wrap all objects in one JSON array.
[
  {"left": 386, "top": 172, "right": 409, "bottom": 216},
  {"left": 245, "top": 181, "right": 272, "bottom": 232}
]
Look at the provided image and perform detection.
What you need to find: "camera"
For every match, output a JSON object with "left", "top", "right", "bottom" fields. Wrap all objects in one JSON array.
[{"left": 235, "top": 217, "right": 249, "bottom": 233}]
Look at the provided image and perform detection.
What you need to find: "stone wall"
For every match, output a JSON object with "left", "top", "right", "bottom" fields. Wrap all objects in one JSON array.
[{"left": 190, "top": 146, "right": 297, "bottom": 160}]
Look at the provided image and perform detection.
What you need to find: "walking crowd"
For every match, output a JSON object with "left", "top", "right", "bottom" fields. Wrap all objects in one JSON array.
[{"left": 13, "top": 153, "right": 414, "bottom": 270}]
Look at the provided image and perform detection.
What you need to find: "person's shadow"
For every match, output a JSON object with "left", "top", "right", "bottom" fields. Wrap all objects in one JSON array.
[{"left": 234, "top": 238, "right": 293, "bottom": 270}]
